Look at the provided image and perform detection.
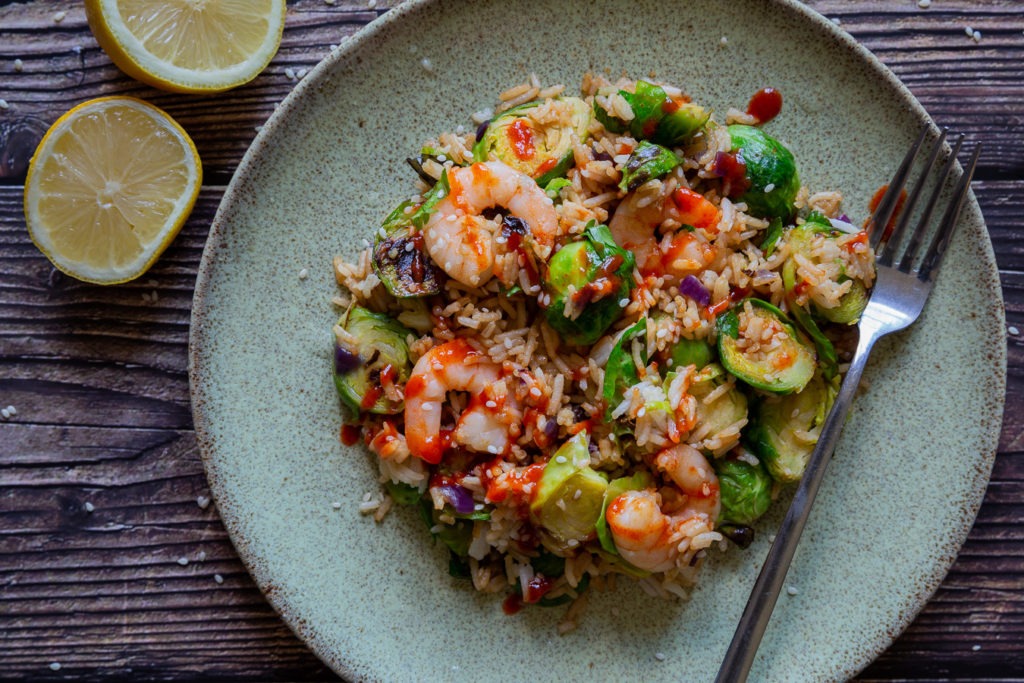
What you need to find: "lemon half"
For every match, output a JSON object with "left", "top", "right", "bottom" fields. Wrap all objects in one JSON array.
[
  {"left": 24, "top": 97, "right": 202, "bottom": 285},
  {"left": 85, "top": 0, "right": 286, "bottom": 94}
]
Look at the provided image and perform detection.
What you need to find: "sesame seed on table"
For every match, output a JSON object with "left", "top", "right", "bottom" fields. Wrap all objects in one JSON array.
[{"left": 0, "top": 0, "right": 1022, "bottom": 681}]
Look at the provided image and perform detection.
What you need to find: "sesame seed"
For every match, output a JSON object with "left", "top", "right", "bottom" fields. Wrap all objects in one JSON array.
[
  {"left": 917, "top": 0, "right": 930, "bottom": 7},
  {"left": 198, "top": 551, "right": 207, "bottom": 561},
  {"left": 786, "top": 585, "right": 798, "bottom": 596},
  {"left": 177, "top": 557, "right": 189, "bottom": 566},
  {"left": 332, "top": 501, "right": 342, "bottom": 509},
  {"left": 764, "top": 183, "right": 775, "bottom": 193},
  {"left": 53, "top": 11, "right": 66, "bottom": 22},
  {"left": 1, "top": 409, "right": 8, "bottom": 420},
  {"left": 965, "top": 26, "right": 974, "bottom": 37},
  {"left": 972, "top": 644, "right": 981, "bottom": 651},
  {"left": 423, "top": 402, "right": 434, "bottom": 412},
  {"left": 637, "top": 407, "right": 646, "bottom": 417},
  {"left": 655, "top": 652, "right": 666, "bottom": 661},
  {"left": 14, "top": 58, "right": 23, "bottom": 72},
  {"left": 619, "top": 298, "right": 629, "bottom": 307},
  {"left": 84, "top": 502, "right": 94, "bottom": 513},
  {"left": 325, "top": 0, "right": 336, "bottom": 4},
  {"left": 404, "top": 241, "right": 414, "bottom": 252},
  {"left": 529, "top": 387, "right": 542, "bottom": 397},
  {"left": 49, "top": 663, "right": 61, "bottom": 671},
  {"left": 298, "top": 268, "right": 309, "bottom": 280},
  {"left": 1008, "top": 325, "right": 1020, "bottom": 336},
  {"left": 285, "top": 67, "right": 296, "bottom": 80},
  {"left": 719, "top": 36, "right": 728, "bottom": 46},
  {"left": 196, "top": 495, "right": 211, "bottom": 509},
  {"left": 485, "top": 400, "right": 497, "bottom": 408},
  {"left": 150, "top": 290, "right": 159, "bottom": 303},
  {"left": 972, "top": 30, "right": 982, "bottom": 42},
  {"left": 329, "top": 44, "right": 338, "bottom": 51},
  {"left": 831, "top": 17, "right": 841, "bottom": 25},
  {"left": 421, "top": 57, "right": 433, "bottom": 72},
  {"left": 214, "top": 574, "right": 224, "bottom": 584},
  {"left": 367, "top": 0, "right": 377, "bottom": 7},
  {"left": 555, "top": 455, "right": 567, "bottom": 464},
  {"left": 141, "top": 292, "right": 151, "bottom": 303},
  {"left": 573, "top": 489, "right": 582, "bottom": 500},
  {"left": 0, "top": 99, "right": 9, "bottom": 110},
  {"left": 487, "top": 445, "right": 499, "bottom": 454},
  {"left": 297, "top": 68, "right": 308, "bottom": 79}
]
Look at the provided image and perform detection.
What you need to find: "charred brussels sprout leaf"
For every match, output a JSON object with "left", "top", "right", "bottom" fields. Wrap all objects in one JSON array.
[
  {"left": 595, "top": 81, "right": 709, "bottom": 145},
  {"left": 619, "top": 141, "right": 682, "bottom": 192},
  {"left": 372, "top": 173, "right": 450, "bottom": 298},
  {"left": 543, "top": 223, "right": 635, "bottom": 346},
  {"left": 333, "top": 307, "right": 413, "bottom": 416},
  {"left": 717, "top": 299, "right": 816, "bottom": 394},
  {"left": 384, "top": 481, "right": 422, "bottom": 505},
  {"left": 727, "top": 125, "right": 800, "bottom": 220},
  {"left": 474, "top": 97, "right": 590, "bottom": 185},
  {"left": 714, "top": 456, "right": 773, "bottom": 526},
  {"left": 760, "top": 218, "right": 784, "bottom": 258},
  {"left": 602, "top": 318, "right": 647, "bottom": 421}
]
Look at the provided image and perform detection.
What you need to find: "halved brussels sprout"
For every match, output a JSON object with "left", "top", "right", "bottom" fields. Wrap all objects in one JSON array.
[
  {"left": 726, "top": 124, "right": 800, "bottom": 220},
  {"left": 595, "top": 80, "right": 710, "bottom": 145},
  {"left": 746, "top": 372, "right": 835, "bottom": 484},
  {"left": 333, "top": 307, "right": 413, "bottom": 416},
  {"left": 666, "top": 336, "right": 715, "bottom": 372},
  {"left": 529, "top": 433, "right": 608, "bottom": 546},
  {"left": 371, "top": 173, "right": 450, "bottom": 298},
  {"left": 688, "top": 364, "right": 748, "bottom": 443},
  {"left": 474, "top": 97, "right": 590, "bottom": 186},
  {"left": 717, "top": 299, "right": 816, "bottom": 394},
  {"left": 543, "top": 223, "right": 635, "bottom": 346},
  {"left": 714, "top": 455, "right": 773, "bottom": 526},
  {"left": 619, "top": 141, "right": 681, "bottom": 192}
]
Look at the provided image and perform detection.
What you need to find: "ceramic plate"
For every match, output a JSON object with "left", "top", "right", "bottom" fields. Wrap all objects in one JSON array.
[{"left": 189, "top": 0, "right": 1005, "bottom": 680}]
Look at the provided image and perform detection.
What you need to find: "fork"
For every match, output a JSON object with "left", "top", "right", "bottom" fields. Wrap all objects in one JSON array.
[{"left": 714, "top": 127, "right": 982, "bottom": 683}]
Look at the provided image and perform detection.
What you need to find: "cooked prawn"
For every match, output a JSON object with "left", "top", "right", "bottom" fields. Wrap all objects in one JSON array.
[
  {"left": 424, "top": 161, "right": 560, "bottom": 286},
  {"left": 605, "top": 443, "right": 720, "bottom": 572},
  {"left": 609, "top": 182, "right": 718, "bottom": 278},
  {"left": 404, "top": 339, "right": 521, "bottom": 464}
]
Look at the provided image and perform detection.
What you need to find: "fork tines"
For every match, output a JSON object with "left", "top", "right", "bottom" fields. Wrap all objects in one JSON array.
[{"left": 869, "top": 126, "right": 982, "bottom": 281}]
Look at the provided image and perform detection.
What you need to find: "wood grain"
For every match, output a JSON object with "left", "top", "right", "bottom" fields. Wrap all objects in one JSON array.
[{"left": 1, "top": 0, "right": 1021, "bottom": 681}]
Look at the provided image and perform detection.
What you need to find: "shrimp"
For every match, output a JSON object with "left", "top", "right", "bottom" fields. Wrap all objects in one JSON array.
[
  {"left": 424, "top": 161, "right": 560, "bottom": 286},
  {"left": 609, "top": 182, "right": 718, "bottom": 278},
  {"left": 404, "top": 339, "right": 520, "bottom": 464},
  {"left": 605, "top": 443, "right": 720, "bottom": 572}
]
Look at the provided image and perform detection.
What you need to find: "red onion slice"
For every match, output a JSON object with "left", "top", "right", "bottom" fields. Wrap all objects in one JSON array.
[
  {"left": 680, "top": 275, "right": 711, "bottom": 307},
  {"left": 439, "top": 484, "right": 476, "bottom": 515}
]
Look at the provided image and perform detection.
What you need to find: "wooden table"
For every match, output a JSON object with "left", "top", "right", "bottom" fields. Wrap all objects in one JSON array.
[{"left": 1, "top": 1, "right": 1020, "bottom": 680}]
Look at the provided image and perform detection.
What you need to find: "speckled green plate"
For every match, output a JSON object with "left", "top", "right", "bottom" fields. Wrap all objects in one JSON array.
[{"left": 189, "top": 1, "right": 1005, "bottom": 681}]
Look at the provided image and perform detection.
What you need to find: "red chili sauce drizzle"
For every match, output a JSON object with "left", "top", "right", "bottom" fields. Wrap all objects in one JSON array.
[
  {"left": 340, "top": 424, "right": 361, "bottom": 446},
  {"left": 716, "top": 152, "right": 750, "bottom": 198},
  {"left": 746, "top": 87, "right": 783, "bottom": 124},
  {"left": 867, "top": 184, "right": 908, "bottom": 243},
  {"left": 359, "top": 363, "right": 396, "bottom": 411},
  {"left": 507, "top": 119, "right": 536, "bottom": 161}
]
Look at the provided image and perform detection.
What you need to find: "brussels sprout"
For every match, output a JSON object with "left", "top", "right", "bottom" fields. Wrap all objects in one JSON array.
[
  {"left": 666, "top": 337, "right": 715, "bottom": 372},
  {"left": 602, "top": 318, "right": 647, "bottom": 421},
  {"left": 385, "top": 481, "right": 422, "bottom": 505},
  {"left": 747, "top": 372, "right": 835, "bottom": 484},
  {"left": 619, "top": 141, "right": 681, "bottom": 192},
  {"left": 529, "top": 433, "right": 609, "bottom": 545},
  {"left": 420, "top": 498, "right": 474, "bottom": 557},
  {"left": 474, "top": 97, "right": 591, "bottom": 186},
  {"left": 726, "top": 124, "right": 800, "bottom": 220},
  {"left": 595, "top": 471, "right": 653, "bottom": 554},
  {"left": 717, "top": 299, "right": 816, "bottom": 394},
  {"left": 688, "top": 364, "right": 748, "bottom": 444},
  {"left": 595, "top": 80, "right": 710, "bottom": 145},
  {"left": 543, "top": 223, "right": 635, "bottom": 346},
  {"left": 714, "top": 455, "right": 773, "bottom": 526},
  {"left": 333, "top": 307, "right": 414, "bottom": 416},
  {"left": 784, "top": 214, "right": 871, "bottom": 325},
  {"left": 371, "top": 173, "right": 450, "bottom": 298}
]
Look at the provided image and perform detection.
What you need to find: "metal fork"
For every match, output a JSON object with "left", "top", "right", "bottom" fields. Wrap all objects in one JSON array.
[{"left": 715, "top": 127, "right": 982, "bottom": 683}]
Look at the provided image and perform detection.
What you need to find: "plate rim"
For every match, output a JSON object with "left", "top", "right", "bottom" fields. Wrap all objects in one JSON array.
[{"left": 188, "top": 0, "right": 1007, "bottom": 680}]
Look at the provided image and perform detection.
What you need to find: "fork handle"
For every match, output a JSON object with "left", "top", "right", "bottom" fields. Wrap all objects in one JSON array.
[{"left": 715, "top": 324, "right": 881, "bottom": 683}]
